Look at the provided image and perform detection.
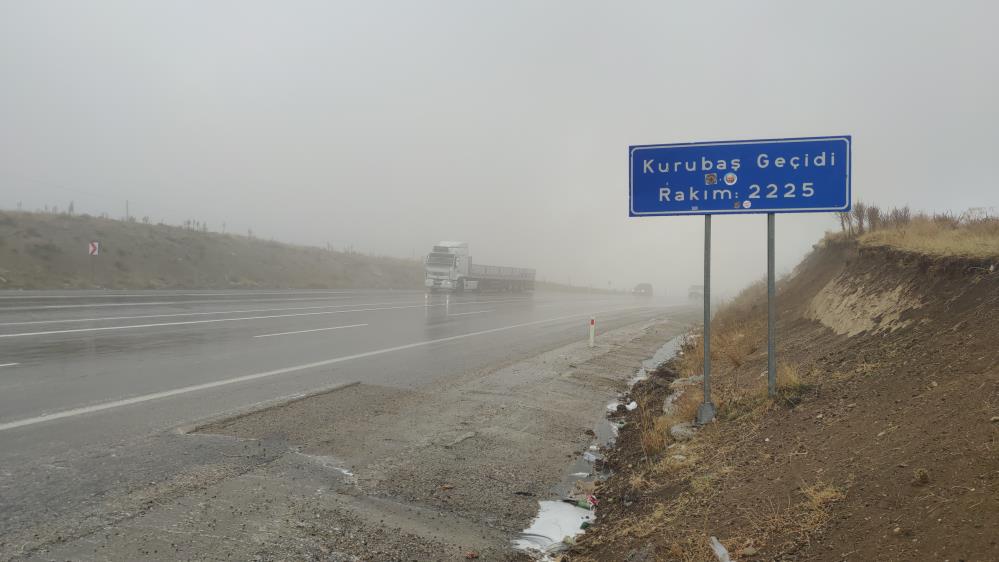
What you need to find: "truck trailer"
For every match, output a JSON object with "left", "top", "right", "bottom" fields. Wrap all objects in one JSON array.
[{"left": 424, "top": 241, "right": 535, "bottom": 293}]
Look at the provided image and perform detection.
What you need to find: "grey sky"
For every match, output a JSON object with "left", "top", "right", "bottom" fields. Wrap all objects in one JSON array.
[{"left": 2, "top": 1, "right": 997, "bottom": 296}]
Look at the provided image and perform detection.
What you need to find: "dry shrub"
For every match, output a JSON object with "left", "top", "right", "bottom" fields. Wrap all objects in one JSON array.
[
  {"left": 801, "top": 482, "right": 845, "bottom": 510},
  {"left": 678, "top": 279, "right": 768, "bottom": 378},
  {"left": 670, "top": 390, "right": 701, "bottom": 422},
  {"left": 777, "top": 360, "right": 804, "bottom": 391},
  {"left": 637, "top": 398, "right": 672, "bottom": 460},
  {"left": 740, "top": 482, "right": 845, "bottom": 549},
  {"left": 638, "top": 390, "right": 702, "bottom": 462},
  {"left": 627, "top": 472, "right": 653, "bottom": 492}
]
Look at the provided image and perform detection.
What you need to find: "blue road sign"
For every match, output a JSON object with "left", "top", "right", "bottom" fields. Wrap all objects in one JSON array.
[{"left": 629, "top": 136, "right": 851, "bottom": 216}]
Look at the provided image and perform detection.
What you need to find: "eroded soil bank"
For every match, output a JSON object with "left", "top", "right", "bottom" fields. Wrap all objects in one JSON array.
[{"left": 569, "top": 241, "right": 999, "bottom": 561}]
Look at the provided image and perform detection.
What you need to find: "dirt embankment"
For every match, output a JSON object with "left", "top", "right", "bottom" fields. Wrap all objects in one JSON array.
[
  {"left": 570, "top": 240, "right": 999, "bottom": 561},
  {"left": 0, "top": 210, "right": 423, "bottom": 289}
]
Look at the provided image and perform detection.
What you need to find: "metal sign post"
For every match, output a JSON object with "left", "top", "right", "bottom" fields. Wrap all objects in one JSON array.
[
  {"left": 629, "top": 136, "right": 851, "bottom": 423},
  {"left": 697, "top": 215, "right": 715, "bottom": 424},
  {"left": 767, "top": 213, "right": 776, "bottom": 397}
]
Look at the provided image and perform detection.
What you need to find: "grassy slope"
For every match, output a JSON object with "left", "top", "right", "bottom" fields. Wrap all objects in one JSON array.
[
  {"left": 570, "top": 222, "right": 999, "bottom": 561},
  {"left": 0, "top": 211, "right": 423, "bottom": 290},
  {"left": 859, "top": 215, "right": 999, "bottom": 258},
  {"left": 841, "top": 206, "right": 999, "bottom": 259}
]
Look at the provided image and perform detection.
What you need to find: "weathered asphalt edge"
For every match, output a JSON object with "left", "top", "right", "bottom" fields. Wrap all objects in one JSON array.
[{"left": 175, "top": 380, "right": 361, "bottom": 435}]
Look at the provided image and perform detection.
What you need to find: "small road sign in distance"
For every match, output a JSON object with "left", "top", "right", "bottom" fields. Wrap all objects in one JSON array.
[
  {"left": 629, "top": 136, "right": 851, "bottom": 216},
  {"left": 88, "top": 241, "right": 100, "bottom": 256}
]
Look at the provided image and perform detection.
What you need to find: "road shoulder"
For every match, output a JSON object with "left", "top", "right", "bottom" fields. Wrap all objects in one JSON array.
[{"left": 26, "top": 313, "right": 695, "bottom": 561}]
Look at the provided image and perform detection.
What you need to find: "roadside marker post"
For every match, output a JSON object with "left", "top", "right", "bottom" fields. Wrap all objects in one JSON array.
[
  {"left": 88, "top": 240, "right": 100, "bottom": 285},
  {"left": 588, "top": 317, "right": 595, "bottom": 348},
  {"left": 629, "top": 136, "right": 851, "bottom": 424}
]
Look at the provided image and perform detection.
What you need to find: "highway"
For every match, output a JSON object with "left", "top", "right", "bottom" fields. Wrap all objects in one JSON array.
[{"left": 0, "top": 289, "right": 678, "bottom": 549}]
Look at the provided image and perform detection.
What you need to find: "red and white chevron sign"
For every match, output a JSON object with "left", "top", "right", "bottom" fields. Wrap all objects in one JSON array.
[{"left": 88, "top": 241, "right": 99, "bottom": 256}]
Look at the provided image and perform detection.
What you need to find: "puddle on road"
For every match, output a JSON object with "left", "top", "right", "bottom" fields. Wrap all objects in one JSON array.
[
  {"left": 514, "top": 334, "right": 684, "bottom": 558},
  {"left": 631, "top": 334, "right": 683, "bottom": 384}
]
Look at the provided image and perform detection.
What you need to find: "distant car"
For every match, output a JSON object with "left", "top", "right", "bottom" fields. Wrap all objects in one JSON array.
[
  {"left": 633, "top": 283, "right": 653, "bottom": 297},
  {"left": 688, "top": 284, "right": 704, "bottom": 301}
]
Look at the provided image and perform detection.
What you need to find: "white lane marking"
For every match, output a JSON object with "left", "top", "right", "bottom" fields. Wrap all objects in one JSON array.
[
  {"left": 0, "top": 363, "right": 19, "bottom": 368},
  {"left": 0, "top": 291, "right": 354, "bottom": 300},
  {"left": 0, "top": 301, "right": 417, "bottom": 327},
  {"left": 0, "top": 295, "right": 355, "bottom": 312},
  {"left": 254, "top": 323, "right": 368, "bottom": 338},
  {"left": 0, "top": 307, "right": 650, "bottom": 432},
  {"left": 0, "top": 305, "right": 425, "bottom": 338},
  {"left": 0, "top": 299, "right": 548, "bottom": 330},
  {"left": 448, "top": 298, "right": 530, "bottom": 306},
  {"left": 0, "top": 297, "right": 539, "bottom": 327},
  {"left": 447, "top": 310, "right": 495, "bottom": 316}
]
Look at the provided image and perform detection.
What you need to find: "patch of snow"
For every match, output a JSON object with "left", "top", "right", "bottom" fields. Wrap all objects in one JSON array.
[{"left": 512, "top": 500, "right": 594, "bottom": 558}]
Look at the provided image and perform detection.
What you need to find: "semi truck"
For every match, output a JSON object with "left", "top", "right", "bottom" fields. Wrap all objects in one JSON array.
[{"left": 424, "top": 241, "right": 535, "bottom": 293}]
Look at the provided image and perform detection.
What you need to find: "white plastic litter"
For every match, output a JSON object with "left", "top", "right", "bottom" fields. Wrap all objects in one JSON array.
[
  {"left": 625, "top": 401, "right": 638, "bottom": 411},
  {"left": 513, "top": 501, "right": 593, "bottom": 557},
  {"left": 709, "top": 536, "right": 731, "bottom": 562}
]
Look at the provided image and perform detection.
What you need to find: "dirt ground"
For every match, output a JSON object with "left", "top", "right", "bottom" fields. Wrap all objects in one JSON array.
[
  {"left": 569, "top": 242, "right": 999, "bottom": 561},
  {"left": 24, "top": 312, "right": 698, "bottom": 561}
]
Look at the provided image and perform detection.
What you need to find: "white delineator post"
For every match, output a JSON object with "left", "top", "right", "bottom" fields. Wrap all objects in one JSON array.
[{"left": 588, "top": 317, "right": 595, "bottom": 348}]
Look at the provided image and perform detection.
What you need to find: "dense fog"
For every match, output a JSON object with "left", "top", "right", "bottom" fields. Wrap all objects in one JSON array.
[{"left": 2, "top": 1, "right": 997, "bottom": 297}]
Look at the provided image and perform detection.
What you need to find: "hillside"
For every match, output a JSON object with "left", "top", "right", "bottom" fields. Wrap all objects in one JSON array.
[
  {"left": 568, "top": 214, "right": 999, "bottom": 561},
  {"left": 0, "top": 211, "right": 423, "bottom": 290}
]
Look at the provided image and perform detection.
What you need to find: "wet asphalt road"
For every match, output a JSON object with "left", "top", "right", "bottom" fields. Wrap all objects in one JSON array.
[{"left": 0, "top": 289, "right": 681, "bottom": 544}]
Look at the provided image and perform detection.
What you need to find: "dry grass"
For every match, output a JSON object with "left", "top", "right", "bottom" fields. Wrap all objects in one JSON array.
[
  {"left": 862, "top": 214, "right": 999, "bottom": 258},
  {"left": 626, "top": 472, "right": 652, "bottom": 490},
  {"left": 678, "top": 279, "right": 768, "bottom": 379},
  {"left": 637, "top": 404, "right": 672, "bottom": 459},
  {"left": 637, "top": 390, "right": 702, "bottom": 462},
  {"left": 801, "top": 482, "right": 845, "bottom": 510},
  {"left": 738, "top": 482, "right": 845, "bottom": 550},
  {"left": 777, "top": 360, "right": 801, "bottom": 389},
  {"left": 836, "top": 205, "right": 999, "bottom": 258}
]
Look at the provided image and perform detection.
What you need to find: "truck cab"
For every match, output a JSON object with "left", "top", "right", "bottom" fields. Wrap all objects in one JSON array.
[{"left": 424, "top": 241, "right": 471, "bottom": 292}]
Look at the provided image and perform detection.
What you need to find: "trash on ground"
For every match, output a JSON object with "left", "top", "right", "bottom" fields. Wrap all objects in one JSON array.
[
  {"left": 709, "top": 536, "right": 731, "bottom": 562},
  {"left": 582, "top": 451, "right": 601, "bottom": 463},
  {"left": 625, "top": 401, "right": 638, "bottom": 411}
]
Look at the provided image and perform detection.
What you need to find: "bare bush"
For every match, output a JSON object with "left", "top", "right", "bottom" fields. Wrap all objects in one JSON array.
[
  {"left": 866, "top": 205, "right": 881, "bottom": 232},
  {"left": 852, "top": 201, "right": 868, "bottom": 234}
]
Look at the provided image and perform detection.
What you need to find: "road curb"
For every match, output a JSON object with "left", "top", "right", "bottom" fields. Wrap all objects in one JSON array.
[{"left": 175, "top": 380, "right": 361, "bottom": 435}]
